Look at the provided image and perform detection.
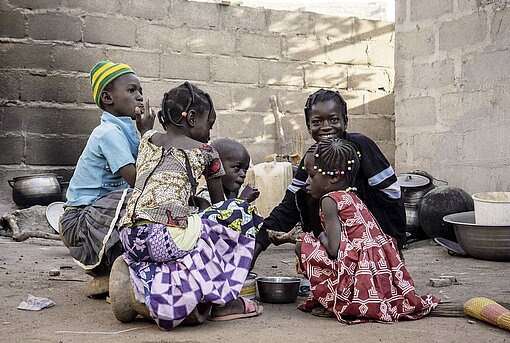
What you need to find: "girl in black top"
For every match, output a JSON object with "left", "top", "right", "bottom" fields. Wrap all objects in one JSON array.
[{"left": 254, "top": 89, "right": 406, "bottom": 264}]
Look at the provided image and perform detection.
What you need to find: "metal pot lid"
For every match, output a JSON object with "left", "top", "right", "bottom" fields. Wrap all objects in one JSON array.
[
  {"left": 12, "top": 173, "right": 58, "bottom": 181},
  {"left": 397, "top": 173, "right": 431, "bottom": 188}
]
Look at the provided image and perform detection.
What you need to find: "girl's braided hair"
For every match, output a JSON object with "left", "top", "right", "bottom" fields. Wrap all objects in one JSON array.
[
  {"left": 304, "top": 89, "right": 348, "bottom": 129},
  {"left": 307, "top": 137, "right": 360, "bottom": 187},
  {"left": 158, "top": 82, "right": 215, "bottom": 130}
]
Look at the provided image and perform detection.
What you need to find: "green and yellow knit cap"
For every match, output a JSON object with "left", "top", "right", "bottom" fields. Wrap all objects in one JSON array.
[{"left": 90, "top": 60, "right": 135, "bottom": 106}]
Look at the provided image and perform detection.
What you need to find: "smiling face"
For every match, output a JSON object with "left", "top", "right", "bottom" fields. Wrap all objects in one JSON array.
[
  {"left": 307, "top": 99, "right": 346, "bottom": 142},
  {"left": 220, "top": 147, "right": 250, "bottom": 196},
  {"left": 304, "top": 152, "right": 339, "bottom": 199}
]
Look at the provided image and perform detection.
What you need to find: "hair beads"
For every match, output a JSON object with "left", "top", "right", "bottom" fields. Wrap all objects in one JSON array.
[
  {"left": 306, "top": 138, "right": 360, "bottom": 187},
  {"left": 158, "top": 82, "right": 215, "bottom": 130}
]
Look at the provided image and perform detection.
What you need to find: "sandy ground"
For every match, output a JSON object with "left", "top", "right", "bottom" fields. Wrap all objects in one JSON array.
[{"left": 0, "top": 235, "right": 509, "bottom": 343}]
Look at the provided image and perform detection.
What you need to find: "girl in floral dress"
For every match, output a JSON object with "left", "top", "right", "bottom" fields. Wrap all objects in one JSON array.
[{"left": 296, "top": 137, "right": 439, "bottom": 323}]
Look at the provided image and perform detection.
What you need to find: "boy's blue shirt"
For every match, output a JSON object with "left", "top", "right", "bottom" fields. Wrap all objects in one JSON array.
[{"left": 66, "top": 111, "right": 140, "bottom": 207}]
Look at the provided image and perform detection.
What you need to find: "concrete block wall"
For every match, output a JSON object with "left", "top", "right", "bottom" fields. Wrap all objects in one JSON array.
[
  {"left": 395, "top": 0, "right": 510, "bottom": 194},
  {"left": 0, "top": 0, "right": 395, "bottom": 209}
]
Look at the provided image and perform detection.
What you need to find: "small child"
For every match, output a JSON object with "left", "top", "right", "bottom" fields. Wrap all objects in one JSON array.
[
  {"left": 60, "top": 60, "right": 154, "bottom": 292},
  {"left": 198, "top": 138, "right": 259, "bottom": 202},
  {"left": 118, "top": 82, "right": 262, "bottom": 330},
  {"left": 197, "top": 138, "right": 262, "bottom": 238},
  {"left": 296, "top": 138, "right": 439, "bottom": 323}
]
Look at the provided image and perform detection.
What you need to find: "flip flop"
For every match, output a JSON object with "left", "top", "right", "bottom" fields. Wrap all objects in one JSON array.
[
  {"left": 434, "top": 237, "right": 469, "bottom": 257},
  {"left": 209, "top": 297, "right": 263, "bottom": 321},
  {"left": 311, "top": 307, "right": 336, "bottom": 318}
]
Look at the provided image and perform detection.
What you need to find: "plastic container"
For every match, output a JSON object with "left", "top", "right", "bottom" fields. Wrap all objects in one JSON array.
[
  {"left": 239, "top": 272, "right": 257, "bottom": 299},
  {"left": 472, "top": 192, "right": 510, "bottom": 225},
  {"left": 252, "top": 161, "right": 293, "bottom": 217}
]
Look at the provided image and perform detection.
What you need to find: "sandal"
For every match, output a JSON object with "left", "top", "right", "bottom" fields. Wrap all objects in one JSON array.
[
  {"left": 311, "top": 307, "right": 336, "bottom": 318},
  {"left": 209, "top": 297, "right": 263, "bottom": 321}
]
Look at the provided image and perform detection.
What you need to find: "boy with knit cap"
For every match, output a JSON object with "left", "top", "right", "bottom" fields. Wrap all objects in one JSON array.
[{"left": 60, "top": 61, "right": 154, "bottom": 296}]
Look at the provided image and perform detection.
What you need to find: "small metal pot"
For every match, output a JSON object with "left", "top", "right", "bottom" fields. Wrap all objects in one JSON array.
[
  {"left": 256, "top": 276, "right": 301, "bottom": 304},
  {"left": 8, "top": 173, "right": 62, "bottom": 208},
  {"left": 397, "top": 172, "right": 436, "bottom": 239}
]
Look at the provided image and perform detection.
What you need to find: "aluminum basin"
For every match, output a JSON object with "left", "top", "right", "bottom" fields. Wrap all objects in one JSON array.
[{"left": 443, "top": 211, "right": 510, "bottom": 261}]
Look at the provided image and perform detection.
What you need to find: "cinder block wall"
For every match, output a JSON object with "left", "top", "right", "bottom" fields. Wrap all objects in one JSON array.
[
  {"left": 0, "top": 0, "right": 394, "bottom": 209},
  {"left": 395, "top": 0, "right": 510, "bottom": 193}
]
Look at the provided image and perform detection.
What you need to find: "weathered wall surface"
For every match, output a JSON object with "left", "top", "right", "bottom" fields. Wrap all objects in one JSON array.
[
  {"left": 395, "top": 0, "right": 510, "bottom": 193},
  {"left": 0, "top": 0, "right": 394, "bottom": 209}
]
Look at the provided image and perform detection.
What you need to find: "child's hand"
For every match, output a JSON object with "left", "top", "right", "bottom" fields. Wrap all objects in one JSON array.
[
  {"left": 190, "top": 196, "right": 211, "bottom": 211},
  {"left": 267, "top": 229, "right": 296, "bottom": 245},
  {"left": 135, "top": 97, "right": 155, "bottom": 136},
  {"left": 239, "top": 185, "right": 260, "bottom": 203}
]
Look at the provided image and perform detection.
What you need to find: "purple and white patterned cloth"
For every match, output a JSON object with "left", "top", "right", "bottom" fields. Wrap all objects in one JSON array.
[{"left": 120, "top": 218, "right": 255, "bottom": 330}]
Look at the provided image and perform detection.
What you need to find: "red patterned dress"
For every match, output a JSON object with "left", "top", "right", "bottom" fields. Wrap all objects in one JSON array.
[{"left": 298, "top": 190, "right": 439, "bottom": 323}]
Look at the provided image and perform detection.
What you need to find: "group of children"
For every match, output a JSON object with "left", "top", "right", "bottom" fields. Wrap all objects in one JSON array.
[{"left": 60, "top": 60, "right": 438, "bottom": 331}]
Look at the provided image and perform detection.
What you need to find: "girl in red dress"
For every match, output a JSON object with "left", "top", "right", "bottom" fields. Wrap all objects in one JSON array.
[{"left": 296, "top": 137, "right": 439, "bottom": 323}]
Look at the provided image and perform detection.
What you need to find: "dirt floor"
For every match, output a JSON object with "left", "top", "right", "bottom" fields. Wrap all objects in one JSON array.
[{"left": 0, "top": 232, "right": 509, "bottom": 342}]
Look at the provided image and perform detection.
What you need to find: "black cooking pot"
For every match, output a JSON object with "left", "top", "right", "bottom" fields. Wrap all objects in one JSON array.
[
  {"left": 419, "top": 186, "right": 474, "bottom": 242},
  {"left": 8, "top": 173, "right": 62, "bottom": 208}
]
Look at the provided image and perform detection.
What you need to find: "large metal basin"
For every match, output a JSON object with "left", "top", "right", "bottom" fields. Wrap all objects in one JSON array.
[{"left": 443, "top": 211, "right": 510, "bottom": 261}]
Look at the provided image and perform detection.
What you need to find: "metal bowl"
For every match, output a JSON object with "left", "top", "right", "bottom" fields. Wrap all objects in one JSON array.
[
  {"left": 256, "top": 276, "right": 301, "bottom": 304},
  {"left": 443, "top": 211, "right": 510, "bottom": 261}
]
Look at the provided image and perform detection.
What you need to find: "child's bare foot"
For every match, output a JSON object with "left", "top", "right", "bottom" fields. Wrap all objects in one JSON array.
[
  {"left": 209, "top": 297, "right": 263, "bottom": 321},
  {"left": 267, "top": 230, "right": 297, "bottom": 245}
]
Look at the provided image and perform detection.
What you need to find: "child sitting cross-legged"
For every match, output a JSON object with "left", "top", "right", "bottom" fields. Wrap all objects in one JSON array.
[
  {"left": 118, "top": 82, "right": 262, "bottom": 330},
  {"left": 60, "top": 60, "right": 154, "bottom": 295},
  {"left": 295, "top": 137, "right": 440, "bottom": 323}
]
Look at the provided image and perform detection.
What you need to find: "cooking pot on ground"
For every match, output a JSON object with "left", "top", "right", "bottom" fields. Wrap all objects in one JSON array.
[
  {"left": 419, "top": 186, "right": 474, "bottom": 241},
  {"left": 397, "top": 172, "right": 436, "bottom": 240},
  {"left": 8, "top": 173, "right": 62, "bottom": 208}
]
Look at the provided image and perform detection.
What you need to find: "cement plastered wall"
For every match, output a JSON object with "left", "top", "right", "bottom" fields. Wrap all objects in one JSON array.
[
  {"left": 0, "top": 0, "right": 394, "bottom": 209},
  {"left": 395, "top": 0, "right": 510, "bottom": 193}
]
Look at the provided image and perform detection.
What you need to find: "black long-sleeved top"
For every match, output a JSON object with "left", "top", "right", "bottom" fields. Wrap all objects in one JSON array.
[{"left": 257, "top": 131, "right": 406, "bottom": 249}]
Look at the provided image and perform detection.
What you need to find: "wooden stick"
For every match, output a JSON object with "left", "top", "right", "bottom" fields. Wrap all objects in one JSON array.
[
  {"left": 48, "top": 277, "right": 87, "bottom": 282},
  {"left": 1, "top": 214, "right": 61, "bottom": 241},
  {"left": 270, "top": 95, "right": 287, "bottom": 156}
]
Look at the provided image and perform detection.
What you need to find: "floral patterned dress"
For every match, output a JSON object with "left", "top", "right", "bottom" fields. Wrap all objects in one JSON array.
[
  {"left": 119, "top": 130, "right": 255, "bottom": 330},
  {"left": 298, "top": 190, "right": 439, "bottom": 324}
]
